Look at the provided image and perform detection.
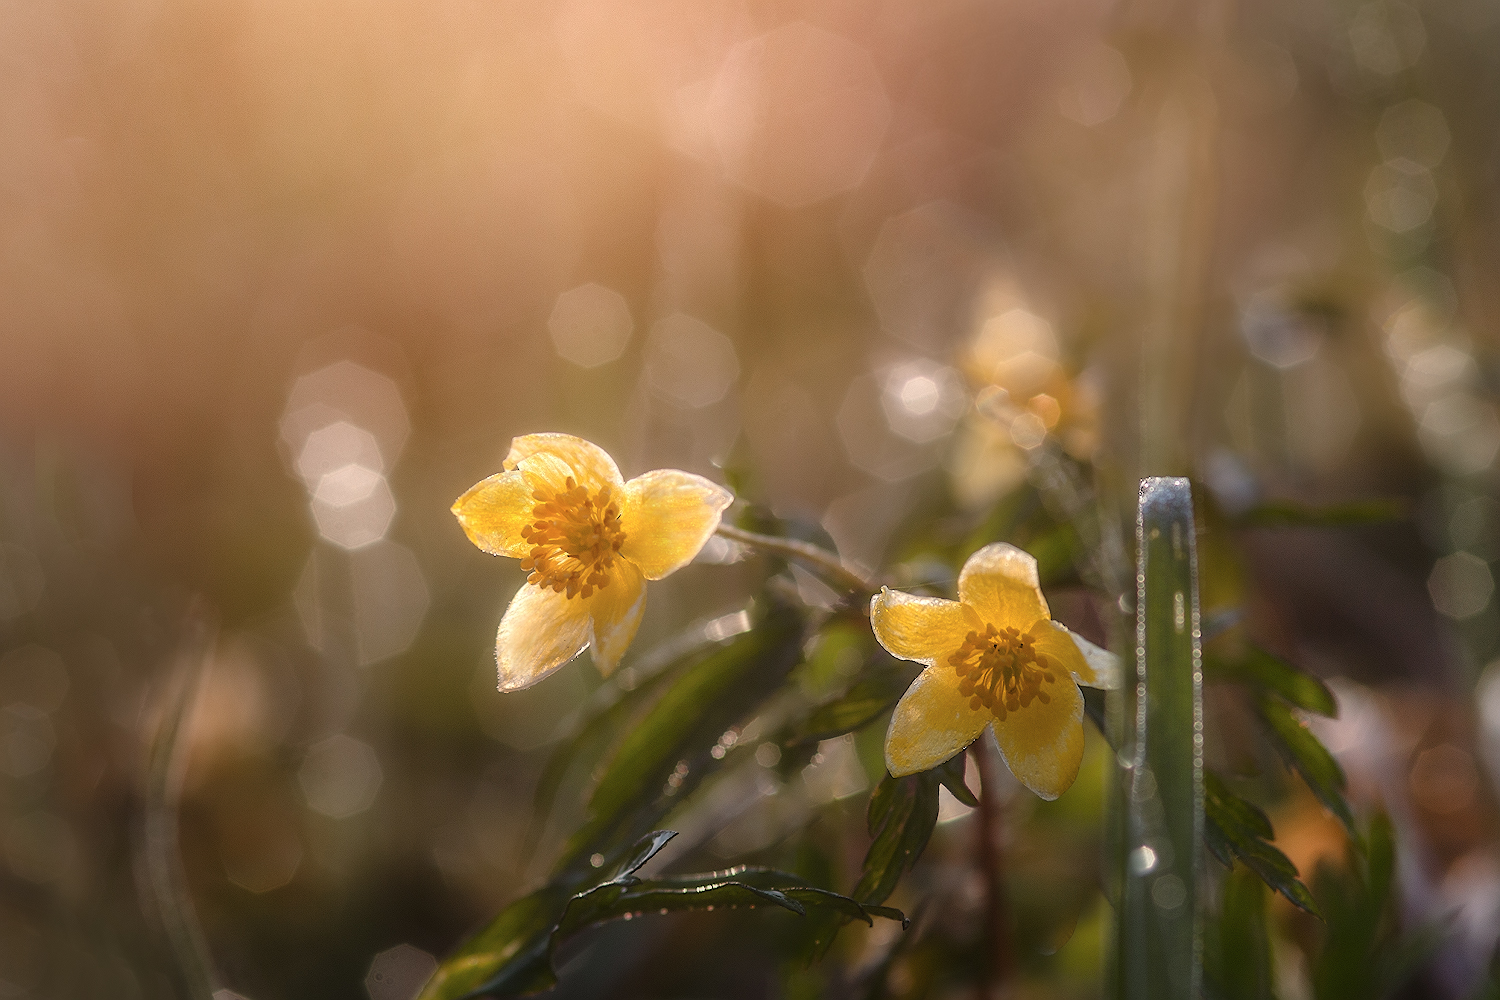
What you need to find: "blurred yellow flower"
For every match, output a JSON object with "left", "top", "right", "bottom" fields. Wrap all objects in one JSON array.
[
  {"left": 452, "top": 433, "right": 733, "bottom": 691},
  {"left": 871, "top": 543, "right": 1116, "bottom": 799},
  {"left": 948, "top": 302, "right": 1099, "bottom": 509}
]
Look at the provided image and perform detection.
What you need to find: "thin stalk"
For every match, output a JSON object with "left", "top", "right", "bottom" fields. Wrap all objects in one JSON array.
[
  {"left": 973, "top": 741, "right": 1013, "bottom": 995},
  {"left": 714, "top": 523, "right": 879, "bottom": 596}
]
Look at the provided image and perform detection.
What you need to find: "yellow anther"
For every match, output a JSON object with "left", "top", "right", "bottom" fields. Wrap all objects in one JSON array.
[
  {"left": 521, "top": 478, "right": 627, "bottom": 599},
  {"left": 948, "top": 622, "right": 1057, "bottom": 722}
]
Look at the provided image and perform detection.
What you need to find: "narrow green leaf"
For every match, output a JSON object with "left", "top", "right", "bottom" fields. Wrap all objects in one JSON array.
[
  {"left": 1234, "top": 498, "right": 1406, "bottom": 529},
  {"left": 1255, "top": 695, "right": 1356, "bottom": 838},
  {"left": 1365, "top": 809, "right": 1395, "bottom": 915},
  {"left": 559, "top": 604, "right": 805, "bottom": 870},
  {"left": 1204, "top": 864, "right": 1274, "bottom": 1000},
  {"left": 1112, "top": 478, "right": 1203, "bottom": 1000},
  {"left": 418, "top": 884, "right": 574, "bottom": 1000},
  {"left": 796, "top": 670, "right": 908, "bottom": 742},
  {"left": 855, "top": 771, "right": 941, "bottom": 907},
  {"left": 1205, "top": 646, "right": 1337, "bottom": 717},
  {"left": 611, "top": 830, "right": 677, "bottom": 883}
]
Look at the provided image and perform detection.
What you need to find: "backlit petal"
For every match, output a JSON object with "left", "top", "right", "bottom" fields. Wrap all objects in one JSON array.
[
  {"left": 1028, "top": 619, "right": 1120, "bottom": 690},
  {"left": 991, "top": 672, "right": 1083, "bottom": 800},
  {"left": 451, "top": 470, "right": 534, "bottom": 557},
  {"left": 518, "top": 452, "right": 576, "bottom": 495},
  {"left": 884, "top": 665, "right": 991, "bottom": 778},
  {"left": 503, "top": 433, "right": 624, "bottom": 491},
  {"left": 870, "top": 588, "right": 975, "bottom": 666},
  {"left": 495, "top": 583, "right": 592, "bottom": 691},
  {"left": 958, "top": 543, "right": 1049, "bottom": 629},
  {"left": 619, "top": 470, "right": 734, "bottom": 580},
  {"left": 587, "top": 561, "right": 647, "bottom": 677}
]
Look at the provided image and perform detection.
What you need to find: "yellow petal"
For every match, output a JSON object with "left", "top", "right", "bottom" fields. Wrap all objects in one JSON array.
[
  {"left": 518, "top": 452, "right": 576, "bottom": 495},
  {"left": 451, "top": 470, "right": 534, "bottom": 557},
  {"left": 991, "top": 672, "right": 1083, "bottom": 800},
  {"left": 503, "top": 433, "right": 624, "bottom": 491},
  {"left": 619, "top": 470, "right": 734, "bottom": 580},
  {"left": 1028, "top": 619, "right": 1120, "bottom": 690},
  {"left": 495, "top": 582, "right": 592, "bottom": 691},
  {"left": 884, "top": 665, "right": 991, "bottom": 777},
  {"left": 957, "top": 542, "right": 1049, "bottom": 629},
  {"left": 587, "top": 561, "right": 647, "bottom": 678},
  {"left": 870, "top": 588, "right": 975, "bottom": 665}
]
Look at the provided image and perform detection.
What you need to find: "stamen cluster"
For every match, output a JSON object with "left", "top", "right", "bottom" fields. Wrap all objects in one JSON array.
[
  {"left": 519, "top": 476, "right": 626, "bottom": 599},
  {"left": 947, "top": 623, "right": 1056, "bottom": 720}
]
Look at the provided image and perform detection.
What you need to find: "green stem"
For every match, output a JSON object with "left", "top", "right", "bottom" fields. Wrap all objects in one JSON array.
[{"left": 714, "top": 523, "right": 879, "bottom": 596}]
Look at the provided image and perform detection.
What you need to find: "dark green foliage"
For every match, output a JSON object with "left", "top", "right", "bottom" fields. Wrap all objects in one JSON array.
[
  {"left": 1203, "top": 770, "right": 1319, "bottom": 916},
  {"left": 1203, "top": 864, "right": 1274, "bottom": 1000},
  {"left": 854, "top": 769, "right": 943, "bottom": 907},
  {"left": 558, "top": 602, "right": 806, "bottom": 871},
  {"left": 1255, "top": 695, "right": 1357, "bottom": 839},
  {"left": 1310, "top": 813, "right": 1440, "bottom": 1000},
  {"left": 795, "top": 670, "right": 909, "bottom": 743},
  {"left": 1234, "top": 499, "right": 1407, "bottom": 529},
  {"left": 1205, "top": 646, "right": 1337, "bottom": 717}
]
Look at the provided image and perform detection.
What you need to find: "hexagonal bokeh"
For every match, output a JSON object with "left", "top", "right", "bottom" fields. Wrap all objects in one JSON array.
[
  {"left": 1240, "top": 300, "right": 1323, "bottom": 370},
  {"left": 311, "top": 467, "right": 397, "bottom": 550},
  {"left": 1418, "top": 394, "right": 1500, "bottom": 475},
  {"left": 1056, "top": 44, "right": 1132, "bottom": 126},
  {"left": 349, "top": 540, "right": 430, "bottom": 666},
  {"left": 0, "top": 644, "right": 69, "bottom": 714},
  {"left": 1429, "top": 552, "right": 1494, "bottom": 620},
  {"left": 863, "top": 201, "right": 994, "bottom": 352},
  {"left": 880, "top": 360, "right": 967, "bottom": 444},
  {"left": 1348, "top": 1, "right": 1426, "bottom": 76},
  {"left": 1365, "top": 159, "right": 1437, "bottom": 233},
  {"left": 222, "top": 828, "right": 302, "bottom": 895},
  {"left": 644, "top": 313, "right": 740, "bottom": 408},
  {"left": 297, "top": 421, "right": 386, "bottom": 487},
  {"left": 281, "top": 361, "right": 410, "bottom": 475},
  {"left": 1376, "top": 99, "right": 1450, "bottom": 168},
  {"left": 709, "top": 22, "right": 890, "bottom": 207},
  {"left": 836, "top": 372, "right": 940, "bottom": 482},
  {"left": 548, "top": 283, "right": 634, "bottom": 368},
  {"left": 365, "top": 943, "right": 438, "bottom": 1000},
  {"left": 299, "top": 734, "right": 383, "bottom": 819}
]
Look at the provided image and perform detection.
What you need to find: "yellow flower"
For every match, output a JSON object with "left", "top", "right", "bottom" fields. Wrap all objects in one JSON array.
[
  {"left": 871, "top": 543, "right": 1117, "bottom": 799},
  {"left": 452, "top": 433, "right": 733, "bottom": 691}
]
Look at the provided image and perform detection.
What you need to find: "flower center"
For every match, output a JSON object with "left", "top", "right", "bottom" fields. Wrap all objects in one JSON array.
[
  {"left": 519, "top": 476, "right": 627, "bottom": 600},
  {"left": 947, "top": 623, "right": 1057, "bottom": 721}
]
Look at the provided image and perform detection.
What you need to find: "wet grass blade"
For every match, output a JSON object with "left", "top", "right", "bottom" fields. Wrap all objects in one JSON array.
[{"left": 1112, "top": 478, "right": 1203, "bottom": 1000}]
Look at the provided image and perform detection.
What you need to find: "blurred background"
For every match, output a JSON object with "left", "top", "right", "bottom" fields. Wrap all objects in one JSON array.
[{"left": 3, "top": 0, "right": 1500, "bottom": 996}]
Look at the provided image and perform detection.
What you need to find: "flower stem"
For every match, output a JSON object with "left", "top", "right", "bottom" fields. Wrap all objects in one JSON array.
[
  {"left": 973, "top": 740, "right": 1013, "bottom": 993},
  {"left": 713, "top": 523, "right": 879, "bottom": 596}
]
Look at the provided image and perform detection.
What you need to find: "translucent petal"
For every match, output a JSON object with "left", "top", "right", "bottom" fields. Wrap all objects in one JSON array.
[
  {"left": 870, "top": 588, "right": 974, "bottom": 665},
  {"left": 619, "top": 470, "right": 734, "bottom": 580},
  {"left": 958, "top": 543, "right": 1049, "bottom": 628},
  {"left": 1029, "top": 619, "right": 1119, "bottom": 690},
  {"left": 991, "top": 671, "right": 1083, "bottom": 800},
  {"left": 451, "top": 470, "right": 534, "bottom": 557},
  {"left": 587, "top": 561, "right": 646, "bottom": 677},
  {"left": 518, "top": 452, "right": 576, "bottom": 495},
  {"left": 504, "top": 433, "right": 624, "bottom": 490},
  {"left": 883, "top": 665, "right": 990, "bottom": 778},
  {"left": 495, "top": 582, "right": 592, "bottom": 691}
]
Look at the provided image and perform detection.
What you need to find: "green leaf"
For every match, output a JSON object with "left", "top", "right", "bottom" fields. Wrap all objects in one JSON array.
[
  {"left": 419, "top": 884, "right": 575, "bottom": 1000},
  {"left": 795, "top": 669, "right": 908, "bottom": 743},
  {"left": 1204, "top": 863, "right": 1274, "bottom": 1000},
  {"left": 855, "top": 770, "right": 941, "bottom": 907},
  {"left": 1205, "top": 646, "right": 1337, "bottom": 717},
  {"left": 1255, "top": 695, "right": 1356, "bottom": 839},
  {"left": 558, "top": 603, "right": 806, "bottom": 871},
  {"left": 1203, "top": 770, "right": 1319, "bottom": 917},
  {"left": 1234, "top": 498, "right": 1407, "bottom": 529},
  {"left": 1113, "top": 478, "right": 1203, "bottom": 999},
  {"left": 934, "top": 753, "right": 977, "bottom": 808}
]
